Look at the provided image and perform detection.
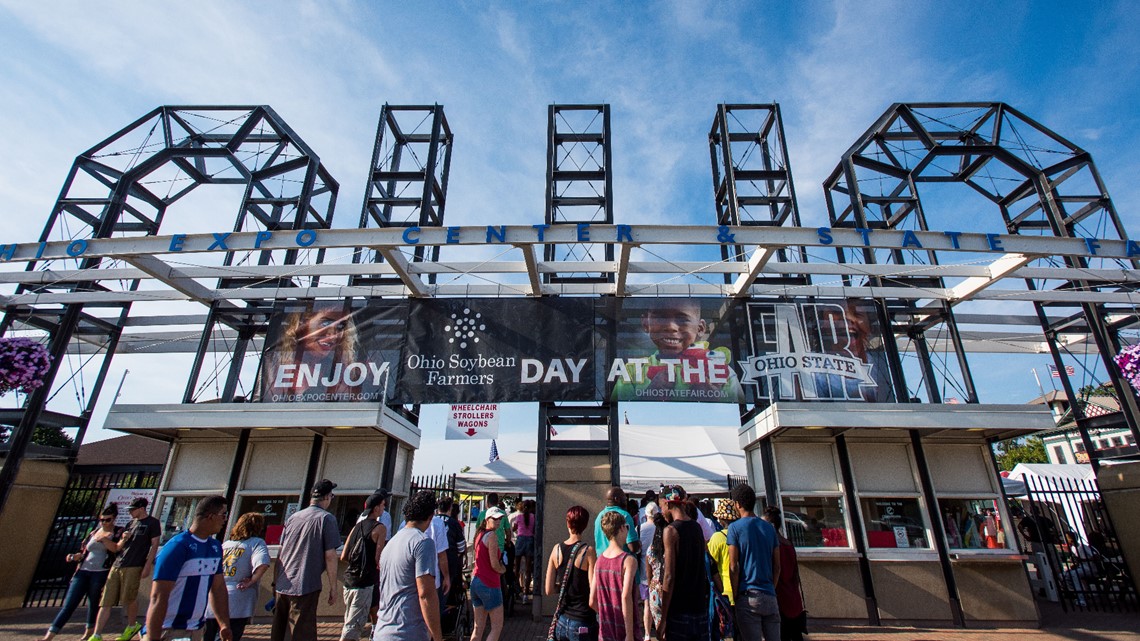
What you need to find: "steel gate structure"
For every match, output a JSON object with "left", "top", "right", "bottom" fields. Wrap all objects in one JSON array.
[
  {"left": 1020, "top": 474, "right": 1138, "bottom": 612},
  {"left": 2, "top": 101, "right": 1140, "bottom": 624},
  {"left": 24, "top": 469, "right": 162, "bottom": 608}
]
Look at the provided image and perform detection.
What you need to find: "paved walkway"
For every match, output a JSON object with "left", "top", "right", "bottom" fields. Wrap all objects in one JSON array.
[{"left": 3, "top": 602, "right": 1138, "bottom": 641}]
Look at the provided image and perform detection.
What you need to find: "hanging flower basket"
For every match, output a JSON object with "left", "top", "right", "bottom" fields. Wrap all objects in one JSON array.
[
  {"left": 1114, "top": 344, "right": 1140, "bottom": 393},
  {"left": 0, "top": 337, "right": 52, "bottom": 396}
]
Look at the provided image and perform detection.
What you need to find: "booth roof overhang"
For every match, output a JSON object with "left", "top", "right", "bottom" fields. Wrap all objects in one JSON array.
[
  {"left": 103, "top": 402, "right": 421, "bottom": 447},
  {"left": 739, "top": 401, "right": 1056, "bottom": 447}
]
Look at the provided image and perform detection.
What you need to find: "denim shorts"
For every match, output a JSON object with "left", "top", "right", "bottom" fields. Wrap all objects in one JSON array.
[
  {"left": 554, "top": 614, "right": 598, "bottom": 641},
  {"left": 470, "top": 576, "right": 503, "bottom": 611}
]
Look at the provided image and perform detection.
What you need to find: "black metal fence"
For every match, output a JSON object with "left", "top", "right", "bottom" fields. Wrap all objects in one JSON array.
[
  {"left": 410, "top": 473, "right": 456, "bottom": 498},
  {"left": 1020, "top": 474, "right": 1137, "bottom": 613},
  {"left": 25, "top": 469, "right": 162, "bottom": 608}
]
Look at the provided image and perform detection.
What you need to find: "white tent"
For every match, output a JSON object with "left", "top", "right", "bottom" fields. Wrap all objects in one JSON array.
[
  {"left": 1006, "top": 463, "right": 1095, "bottom": 491},
  {"left": 454, "top": 424, "right": 746, "bottom": 496}
]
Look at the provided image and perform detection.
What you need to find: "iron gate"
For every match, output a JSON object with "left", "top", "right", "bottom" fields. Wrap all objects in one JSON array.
[
  {"left": 25, "top": 469, "right": 162, "bottom": 607},
  {"left": 1021, "top": 474, "right": 1137, "bottom": 612}
]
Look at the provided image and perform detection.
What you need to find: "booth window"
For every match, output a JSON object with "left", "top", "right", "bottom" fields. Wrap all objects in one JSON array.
[
  {"left": 780, "top": 495, "right": 849, "bottom": 548},
  {"left": 329, "top": 494, "right": 371, "bottom": 543},
  {"left": 236, "top": 495, "right": 300, "bottom": 545},
  {"left": 859, "top": 497, "right": 930, "bottom": 549},
  {"left": 158, "top": 495, "right": 214, "bottom": 544},
  {"left": 937, "top": 498, "right": 1006, "bottom": 550}
]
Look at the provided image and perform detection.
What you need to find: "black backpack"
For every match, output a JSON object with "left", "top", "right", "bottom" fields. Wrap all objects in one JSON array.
[{"left": 343, "top": 520, "right": 376, "bottom": 588}]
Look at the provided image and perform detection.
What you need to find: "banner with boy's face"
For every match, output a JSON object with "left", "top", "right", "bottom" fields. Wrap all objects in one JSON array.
[
  {"left": 603, "top": 298, "right": 749, "bottom": 403},
  {"left": 257, "top": 297, "right": 895, "bottom": 404}
]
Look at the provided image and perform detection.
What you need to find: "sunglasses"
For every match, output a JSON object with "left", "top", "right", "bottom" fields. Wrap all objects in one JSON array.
[{"left": 99, "top": 518, "right": 114, "bottom": 522}]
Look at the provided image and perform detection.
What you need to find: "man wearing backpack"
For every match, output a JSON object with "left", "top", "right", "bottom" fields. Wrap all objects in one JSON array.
[{"left": 340, "top": 493, "right": 385, "bottom": 641}]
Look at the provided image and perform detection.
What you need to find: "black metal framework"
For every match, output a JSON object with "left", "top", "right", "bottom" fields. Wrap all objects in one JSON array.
[
  {"left": 25, "top": 468, "right": 162, "bottom": 607},
  {"left": 353, "top": 104, "right": 453, "bottom": 287},
  {"left": 822, "top": 103, "right": 1140, "bottom": 463},
  {"left": 544, "top": 104, "right": 614, "bottom": 284},
  {"left": 0, "top": 106, "right": 338, "bottom": 513},
  {"left": 709, "top": 103, "right": 808, "bottom": 283}
]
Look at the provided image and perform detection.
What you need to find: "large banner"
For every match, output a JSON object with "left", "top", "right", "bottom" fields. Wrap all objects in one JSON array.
[
  {"left": 259, "top": 300, "right": 405, "bottom": 402},
  {"left": 604, "top": 298, "right": 747, "bottom": 403},
  {"left": 743, "top": 299, "right": 894, "bottom": 403},
  {"left": 396, "top": 299, "right": 596, "bottom": 403},
  {"left": 258, "top": 297, "right": 894, "bottom": 404}
]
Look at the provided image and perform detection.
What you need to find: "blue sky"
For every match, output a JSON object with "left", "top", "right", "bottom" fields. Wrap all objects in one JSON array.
[{"left": 2, "top": 1, "right": 1139, "bottom": 475}]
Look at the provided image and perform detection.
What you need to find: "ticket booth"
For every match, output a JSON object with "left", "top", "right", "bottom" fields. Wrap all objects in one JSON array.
[
  {"left": 741, "top": 402, "right": 1055, "bottom": 625},
  {"left": 104, "top": 401, "right": 419, "bottom": 617}
]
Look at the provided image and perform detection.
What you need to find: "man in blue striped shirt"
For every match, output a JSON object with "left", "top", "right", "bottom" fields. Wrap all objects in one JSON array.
[{"left": 145, "top": 496, "right": 231, "bottom": 641}]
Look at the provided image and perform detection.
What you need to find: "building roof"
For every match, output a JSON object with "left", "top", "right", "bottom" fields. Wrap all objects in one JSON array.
[
  {"left": 75, "top": 434, "right": 169, "bottom": 467},
  {"left": 1028, "top": 390, "right": 1069, "bottom": 405}
]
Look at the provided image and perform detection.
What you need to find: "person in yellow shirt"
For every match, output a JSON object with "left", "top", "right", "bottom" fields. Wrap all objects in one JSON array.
[{"left": 707, "top": 499, "right": 740, "bottom": 605}]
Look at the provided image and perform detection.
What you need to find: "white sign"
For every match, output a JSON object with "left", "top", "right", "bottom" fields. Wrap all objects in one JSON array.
[
  {"left": 105, "top": 488, "right": 157, "bottom": 527},
  {"left": 893, "top": 526, "right": 910, "bottom": 548},
  {"left": 445, "top": 404, "right": 500, "bottom": 440}
]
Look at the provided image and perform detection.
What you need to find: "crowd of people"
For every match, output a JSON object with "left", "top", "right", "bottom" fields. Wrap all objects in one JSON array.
[
  {"left": 43, "top": 480, "right": 808, "bottom": 641},
  {"left": 541, "top": 483, "right": 806, "bottom": 641}
]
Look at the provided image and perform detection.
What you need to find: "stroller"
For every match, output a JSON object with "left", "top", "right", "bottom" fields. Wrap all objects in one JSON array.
[{"left": 441, "top": 571, "right": 473, "bottom": 640}]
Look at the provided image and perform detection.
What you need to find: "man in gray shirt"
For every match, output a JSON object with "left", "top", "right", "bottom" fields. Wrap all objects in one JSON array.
[
  {"left": 374, "top": 490, "right": 444, "bottom": 641},
  {"left": 271, "top": 479, "right": 340, "bottom": 641}
]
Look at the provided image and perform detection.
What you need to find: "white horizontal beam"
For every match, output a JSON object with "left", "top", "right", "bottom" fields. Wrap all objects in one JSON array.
[
  {"left": 5, "top": 281, "right": 1137, "bottom": 305},
  {"left": 2, "top": 259, "right": 1137, "bottom": 286},
  {"left": 1, "top": 225, "right": 1134, "bottom": 262}
]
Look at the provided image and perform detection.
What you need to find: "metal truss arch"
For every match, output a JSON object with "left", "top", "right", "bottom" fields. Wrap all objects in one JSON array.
[
  {"left": 824, "top": 101, "right": 1140, "bottom": 463},
  {"left": 0, "top": 106, "right": 340, "bottom": 512}
]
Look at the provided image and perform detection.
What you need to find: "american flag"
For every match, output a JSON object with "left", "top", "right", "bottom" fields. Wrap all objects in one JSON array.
[
  {"left": 489, "top": 439, "right": 500, "bottom": 462},
  {"left": 1048, "top": 364, "right": 1076, "bottom": 378}
]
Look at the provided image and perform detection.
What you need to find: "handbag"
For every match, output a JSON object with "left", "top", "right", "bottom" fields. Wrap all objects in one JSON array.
[{"left": 546, "top": 541, "right": 585, "bottom": 641}]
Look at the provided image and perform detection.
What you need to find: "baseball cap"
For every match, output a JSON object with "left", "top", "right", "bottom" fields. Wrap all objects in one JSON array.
[
  {"left": 484, "top": 506, "right": 507, "bottom": 520},
  {"left": 660, "top": 485, "right": 687, "bottom": 504},
  {"left": 365, "top": 492, "right": 387, "bottom": 510},
  {"left": 129, "top": 497, "right": 148, "bottom": 510},
  {"left": 312, "top": 479, "right": 338, "bottom": 497}
]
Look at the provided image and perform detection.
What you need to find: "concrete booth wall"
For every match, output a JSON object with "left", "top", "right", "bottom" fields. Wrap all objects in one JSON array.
[
  {"left": 1097, "top": 460, "right": 1140, "bottom": 586},
  {"left": 105, "top": 402, "right": 420, "bottom": 620},
  {"left": 537, "top": 453, "right": 612, "bottom": 617},
  {"left": 0, "top": 458, "right": 70, "bottom": 611},
  {"left": 741, "top": 402, "right": 1046, "bottom": 626}
]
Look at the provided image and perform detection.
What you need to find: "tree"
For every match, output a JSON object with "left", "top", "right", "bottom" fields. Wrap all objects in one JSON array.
[
  {"left": 0, "top": 424, "right": 74, "bottom": 448},
  {"left": 993, "top": 436, "right": 1048, "bottom": 471},
  {"left": 1079, "top": 382, "right": 1116, "bottom": 399}
]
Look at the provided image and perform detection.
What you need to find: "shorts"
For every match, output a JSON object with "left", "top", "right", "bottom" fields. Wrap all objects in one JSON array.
[
  {"left": 101, "top": 566, "right": 144, "bottom": 607},
  {"left": 515, "top": 535, "right": 535, "bottom": 559},
  {"left": 469, "top": 576, "right": 503, "bottom": 611}
]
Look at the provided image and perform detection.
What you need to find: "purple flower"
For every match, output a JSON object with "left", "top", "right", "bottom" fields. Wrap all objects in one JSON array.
[
  {"left": 0, "top": 338, "right": 52, "bottom": 396},
  {"left": 1115, "top": 344, "right": 1140, "bottom": 393}
]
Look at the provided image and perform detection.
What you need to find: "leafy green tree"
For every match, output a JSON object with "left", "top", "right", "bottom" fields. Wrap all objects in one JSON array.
[
  {"left": 0, "top": 424, "right": 74, "bottom": 447},
  {"left": 32, "top": 425, "right": 74, "bottom": 448},
  {"left": 993, "top": 436, "right": 1048, "bottom": 471}
]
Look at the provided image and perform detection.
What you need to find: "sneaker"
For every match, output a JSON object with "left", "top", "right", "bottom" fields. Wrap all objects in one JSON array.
[
  {"left": 117, "top": 624, "right": 142, "bottom": 641},
  {"left": 86, "top": 635, "right": 102, "bottom": 641}
]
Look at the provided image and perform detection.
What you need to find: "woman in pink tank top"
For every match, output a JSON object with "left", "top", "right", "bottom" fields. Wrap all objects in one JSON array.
[
  {"left": 590, "top": 511, "right": 638, "bottom": 641},
  {"left": 514, "top": 499, "right": 537, "bottom": 603}
]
